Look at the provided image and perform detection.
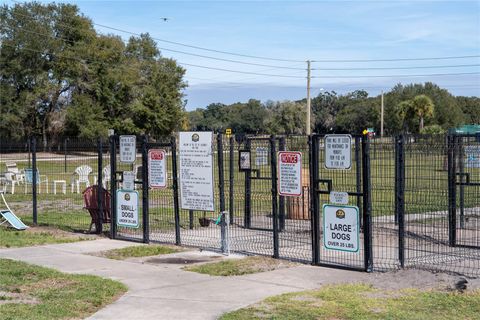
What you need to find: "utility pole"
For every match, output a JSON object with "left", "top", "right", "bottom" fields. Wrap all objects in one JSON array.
[
  {"left": 306, "top": 60, "right": 311, "bottom": 135},
  {"left": 380, "top": 90, "right": 384, "bottom": 138}
]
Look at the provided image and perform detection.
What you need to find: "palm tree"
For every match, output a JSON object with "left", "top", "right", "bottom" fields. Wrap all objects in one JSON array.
[
  {"left": 397, "top": 100, "right": 414, "bottom": 132},
  {"left": 412, "top": 94, "right": 434, "bottom": 132}
]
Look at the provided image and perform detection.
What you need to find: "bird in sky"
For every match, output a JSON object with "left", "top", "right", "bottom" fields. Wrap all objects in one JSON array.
[{"left": 159, "top": 17, "right": 169, "bottom": 22}]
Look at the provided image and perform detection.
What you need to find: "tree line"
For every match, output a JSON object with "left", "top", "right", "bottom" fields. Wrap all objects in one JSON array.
[{"left": 188, "top": 83, "right": 480, "bottom": 135}]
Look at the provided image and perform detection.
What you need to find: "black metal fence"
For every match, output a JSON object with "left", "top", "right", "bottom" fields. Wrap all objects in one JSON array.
[{"left": 1, "top": 133, "right": 479, "bottom": 277}]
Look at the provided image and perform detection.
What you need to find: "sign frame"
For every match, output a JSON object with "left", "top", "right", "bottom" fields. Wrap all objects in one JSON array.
[
  {"left": 324, "top": 134, "right": 352, "bottom": 170},
  {"left": 238, "top": 150, "right": 251, "bottom": 171},
  {"left": 278, "top": 151, "right": 302, "bottom": 197},
  {"left": 179, "top": 131, "right": 215, "bottom": 212},
  {"left": 148, "top": 149, "right": 167, "bottom": 189},
  {"left": 323, "top": 204, "right": 359, "bottom": 253},
  {"left": 119, "top": 135, "right": 136, "bottom": 164},
  {"left": 116, "top": 189, "right": 139, "bottom": 228}
]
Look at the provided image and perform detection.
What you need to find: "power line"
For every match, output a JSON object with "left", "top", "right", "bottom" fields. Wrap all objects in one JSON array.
[
  {"left": 311, "top": 72, "right": 480, "bottom": 79},
  {"left": 0, "top": 22, "right": 306, "bottom": 70},
  {"left": 4, "top": 42, "right": 480, "bottom": 80},
  {"left": 179, "top": 62, "right": 306, "bottom": 78},
  {"left": 6, "top": 3, "right": 305, "bottom": 63},
  {"left": 9, "top": 24, "right": 480, "bottom": 75},
  {"left": 312, "top": 64, "right": 480, "bottom": 71},
  {"left": 311, "top": 55, "right": 480, "bottom": 63},
  {"left": 6, "top": 4, "right": 480, "bottom": 64}
]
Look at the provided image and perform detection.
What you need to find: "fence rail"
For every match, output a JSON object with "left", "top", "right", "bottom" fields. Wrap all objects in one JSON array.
[{"left": 1, "top": 133, "right": 479, "bottom": 277}]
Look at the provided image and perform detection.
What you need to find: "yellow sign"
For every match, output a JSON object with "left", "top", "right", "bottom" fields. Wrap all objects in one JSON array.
[{"left": 226, "top": 128, "right": 232, "bottom": 137}]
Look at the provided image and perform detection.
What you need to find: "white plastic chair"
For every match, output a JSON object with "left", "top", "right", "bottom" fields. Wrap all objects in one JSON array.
[
  {"left": 5, "top": 162, "right": 24, "bottom": 183},
  {"left": 71, "top": 165, "right": 93, "bottom": 193},
  {"left": 102, "top": 165, "right": 111, "bottom": 189},
  {"left": 4, "top": 172, "right": 19, "bottom": 194}
]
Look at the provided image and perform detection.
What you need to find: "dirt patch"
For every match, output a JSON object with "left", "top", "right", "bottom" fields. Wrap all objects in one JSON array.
[
  {"left": 364, "top": 269, "right": 480, "bottom": 292},
  {"left": 22, "top": 226, "right": 96, "bottom": 239},
  {"left": 146, "top": 253, "right": 222, "bottom": 265},
  {"left": 20, "top": 278, "right": 77, "bottom": 292},
  {"left": 0, "top": 291, "right": 39, "bottom": 305}
]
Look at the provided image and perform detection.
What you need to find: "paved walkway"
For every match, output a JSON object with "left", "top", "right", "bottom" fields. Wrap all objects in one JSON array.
[{"left": 0, "top": 239, "right": 367, "bottom": 320}]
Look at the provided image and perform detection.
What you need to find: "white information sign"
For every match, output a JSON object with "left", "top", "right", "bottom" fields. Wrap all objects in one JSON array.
[
  {"left": 278, "top": 151, "right": 302, "bottom": 196},
  {"left": 465, "top": 145, "right": 480, "bottom": 168},
  {"left": 325, "top": 134, "right": 352, "bottom": 170},
  {"left": 122, "top": 171, "right": 135, "bottom": 191},
  {"left": 116, "top": 190, "right": 139, "bottom": 228},
  {"left": 119, "top": 135, "right": 136, "bottom": 163},
  {"left": 148, "top": 149, "right": 167, "bottom": 189},
  {"left": 179, "top": 132, "right": 215, "bottom": 211},
  {"left": 330, "top": 191, "right": 349, "bottom": 205},
  {"left": 323, "top": 204, "right": 359, "bottom": 252},
  {"left": 255, "top": 147, "right": 268, "bottom": 166}
]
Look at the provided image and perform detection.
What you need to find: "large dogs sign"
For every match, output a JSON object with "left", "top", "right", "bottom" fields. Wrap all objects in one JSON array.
[{"left": 323, "top": 204, "right": 359, "bottom": 252}]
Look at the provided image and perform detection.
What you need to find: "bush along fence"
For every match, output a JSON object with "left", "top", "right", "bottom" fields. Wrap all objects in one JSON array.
[{"left": 0, "top": 132, "right": 479, "bottom": 277}]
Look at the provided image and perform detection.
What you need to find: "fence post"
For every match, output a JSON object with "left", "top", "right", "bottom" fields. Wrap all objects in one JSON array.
[
  {"left": 458, "top": 137, "right": 465, "bottom": 229},
  {"left": 355, "top": 136, "right": 362, "bottom": 225},
  {"left": 109, "top": 135, "right": 117, "bottom": 239},
  {"left": 64, "top": 138, "right": 67, "bottom": 173},
  {"left": 31, "top": 137, "right": 37, "bottom": 226},
  {"left": 217, "top": 134, "right": 227, "bottom": 252},
  {"left": 278, "top": 137, "right": 286, "bottom": 231},
  {"left": 362, "top": 135, "right": 373, "bottom": 272},
  {"left": 229, "top": 136, "right": 234, "bottom": 223},
  {"left": 142, "top": 136, "right": 149, "bottom": 243},
  {"left": 171, "top": 136, "right": 181, "bottom": 246},
  {"left": 270, "top": 135, "right": 279, "bottom": 258},
  {"left": 447, "top": 134, "right": 457, "bottom": 247},
  {"left": 308, "top": 135, "right": 318, "bottom": 265},
  {"left": 97, "top": 138, "right": 103, "bottom": 234},
  {"left": 244, "top": 138, "right": 252, "bottom": 229},
  {"left": 396, "top": 135, "right": 405, "bottom": 268}
]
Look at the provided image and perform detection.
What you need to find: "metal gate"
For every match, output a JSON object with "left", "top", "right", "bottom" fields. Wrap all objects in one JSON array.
[
  {"left": 311, "top": 134, "right": 372, "bottom": 271},
  {"left": 448, "top": 134, "right": 480, "bottom": 248},
  {"left": 109, "top": 135, "right": 148, "bottom": 243}
]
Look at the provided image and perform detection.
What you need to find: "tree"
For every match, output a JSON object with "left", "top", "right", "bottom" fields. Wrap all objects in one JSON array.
[
  {"left": 1, "top": 3, "right": 187, "bottom": 142},
  {"left": 336, "top": 105, "right": 379, "bottom": 134},
  {"left": 265, "top": 101, "right": 306, "bottom": 134},
  {"left": 412, "top": 94, "right": 434, "bottom": 132}
]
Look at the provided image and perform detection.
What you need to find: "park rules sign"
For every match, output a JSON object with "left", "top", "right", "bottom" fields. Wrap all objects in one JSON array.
[
  {"left": 116, "top": 190, "right": 139, "bottom": 228},
  {"left": 278, "top": 151, "right": 302, "bottom": 196},
  {"left": 148, "top": 149, "right": 167, "bottom": 189},
  {"left": 179, "top": 132, "right": 215, "bottom": 211},
  {"left": 325, "top": 134, "right": 352, "bottom": 170},
  {"left": 323, "top": 204, "right": 359, "bottom": 252}
]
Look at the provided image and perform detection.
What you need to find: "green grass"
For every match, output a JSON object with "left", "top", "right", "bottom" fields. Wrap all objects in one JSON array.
[
  {"left": 98, "top": 244, "right": 181, "bottom": 260},
  {"left": 0, "top": 228, "right": 91, "bottom": 248},
  {"left": 0, "top": 258, "right": 127, "bottom": 320},
  {"left": 183, "top": 256, "right": 296, "bottom": 276},
  {"left": 220, "top": 283, "right": 480, "bottom": 320}
]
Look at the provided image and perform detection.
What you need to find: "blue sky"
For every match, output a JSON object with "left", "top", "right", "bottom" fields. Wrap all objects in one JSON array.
[{"left": 5, "top": 0, "right": 480, "bottom": 109}]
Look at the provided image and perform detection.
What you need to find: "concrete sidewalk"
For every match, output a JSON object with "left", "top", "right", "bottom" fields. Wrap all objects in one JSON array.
[{"left": 0, "top": 239, "right": 367, "bottom": 320}]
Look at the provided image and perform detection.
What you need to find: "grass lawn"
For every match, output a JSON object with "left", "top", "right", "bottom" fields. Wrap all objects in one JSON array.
[
  {"left": 0, "top": 227, "right": 92, "bottom": 248},
  {"left": 95, "top": 244, "right": 182, "bottom": 260},
  {"left": 183, "top": 256, "right": 297, "bottom": 276},
  {"left": 220, "top": 283, "right": 480, "bottom": 320},
  {"left": 0, "top": 258, "right": 127, "bottom": 320}
]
